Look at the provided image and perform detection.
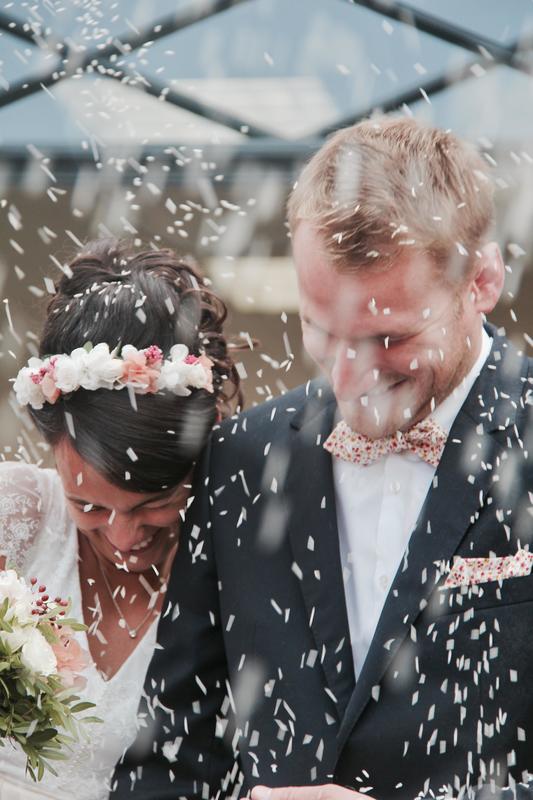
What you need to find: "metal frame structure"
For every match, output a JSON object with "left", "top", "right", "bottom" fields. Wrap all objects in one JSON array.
[{"left": 1, "top": 0, "right": 533, "bottom": 167}]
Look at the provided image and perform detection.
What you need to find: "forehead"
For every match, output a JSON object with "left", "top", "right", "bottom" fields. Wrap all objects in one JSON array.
[
  {"left": 292, "top": 222, "right": 449, "bottom": 335},
  {"left": 53, "top": 439, "right": 154, "bottom": 503}
]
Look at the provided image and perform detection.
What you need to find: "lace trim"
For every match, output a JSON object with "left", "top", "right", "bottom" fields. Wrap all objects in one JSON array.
[{"left": 0, "top": 462, "right": 43, "bottom": 571}]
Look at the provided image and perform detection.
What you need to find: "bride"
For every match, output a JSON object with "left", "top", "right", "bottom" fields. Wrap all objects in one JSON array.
[{"left": 0, "top": 239, "right": 240, "bottom": 799}]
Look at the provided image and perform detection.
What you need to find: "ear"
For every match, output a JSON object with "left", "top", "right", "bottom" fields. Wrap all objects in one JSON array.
[{"left": 468, "top": 242, "right": 505, "bottom": 313}]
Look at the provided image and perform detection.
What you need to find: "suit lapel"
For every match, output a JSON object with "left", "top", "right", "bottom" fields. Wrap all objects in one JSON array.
[
  {"left": 285, "top": 381, "right": 356, "bottom": 720},
  {"left": 336, "top": 329, "right": 529, "bottom": 754}
]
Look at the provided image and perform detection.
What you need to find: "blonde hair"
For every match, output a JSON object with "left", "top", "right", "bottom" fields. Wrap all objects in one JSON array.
[{"left": 287, "top": 117, "right": 494, "bottom": 281}]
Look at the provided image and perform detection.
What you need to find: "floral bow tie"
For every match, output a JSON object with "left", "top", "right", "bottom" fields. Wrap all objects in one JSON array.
[{"left": 324, "top": 418, "right": 447, "bottom": 467}]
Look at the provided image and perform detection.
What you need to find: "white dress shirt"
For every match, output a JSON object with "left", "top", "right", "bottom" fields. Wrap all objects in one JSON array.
[{"left": 333, "top": 328, "right": 492, "bottom": 678}]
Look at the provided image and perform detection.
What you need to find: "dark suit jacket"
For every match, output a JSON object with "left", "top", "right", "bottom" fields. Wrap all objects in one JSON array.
[{"left": 112, "top": 328, "right": 533, "bottom": 799}]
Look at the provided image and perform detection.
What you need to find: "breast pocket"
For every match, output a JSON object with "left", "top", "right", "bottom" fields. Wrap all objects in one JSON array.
[
  {"left": 428, "top": 572, "right": 533, "bottom": 621},
  {"left": 421, "top": 572, "right": 533, "bottom": 756}
]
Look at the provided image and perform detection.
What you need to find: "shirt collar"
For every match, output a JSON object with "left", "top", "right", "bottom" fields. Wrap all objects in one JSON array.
[{"left": 431, "top": 326, "right": 492, "bottom": 435}]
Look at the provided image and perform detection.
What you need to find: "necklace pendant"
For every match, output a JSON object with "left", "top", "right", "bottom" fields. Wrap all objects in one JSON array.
[{"left": 128, "top": 629, "right": 137, "bottom": 639}]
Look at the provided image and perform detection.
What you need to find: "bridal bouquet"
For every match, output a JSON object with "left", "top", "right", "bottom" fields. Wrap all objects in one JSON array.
[{"left": 0, "top": 568, "right": 99, "bottom": 780}]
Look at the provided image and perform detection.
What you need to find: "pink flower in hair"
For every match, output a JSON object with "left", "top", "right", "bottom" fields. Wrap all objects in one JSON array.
[
  {"left": 181, "top": 353, "right": 214, "bottom": 393},
  {"left": 197, "top": 354, "right": 214, "bottom": 393},
  {"left": 120, "top": 345, "right": 160, "bottom": 394},
  {"left": 144, "top": 345, "right": 163, "bottom": 366},
  {"left": 31, "top": 365, "right": 49, "bottom": 385},
  {"left": 39, "top": 369, "right": 61, "bottom": 404}
]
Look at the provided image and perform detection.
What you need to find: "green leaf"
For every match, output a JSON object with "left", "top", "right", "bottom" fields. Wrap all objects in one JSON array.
[
  {"left": 28, "top": 728, "right": 58, "bottom": 745},
  {"left": 70, "top": 701, "right": 95, "bottom": 713}
]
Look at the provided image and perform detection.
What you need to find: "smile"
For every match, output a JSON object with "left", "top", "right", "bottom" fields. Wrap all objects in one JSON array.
[
  {"left": 362, "top": 378, "right": 407, "bottom": 402},
  {"left": 130, "top": 533, "right": 156, "bottom": 551}
]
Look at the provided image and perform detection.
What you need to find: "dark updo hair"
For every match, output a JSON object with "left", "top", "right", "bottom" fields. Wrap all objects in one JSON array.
[{"left": 29, "top": 239, "right": 242, "bottom": 492}]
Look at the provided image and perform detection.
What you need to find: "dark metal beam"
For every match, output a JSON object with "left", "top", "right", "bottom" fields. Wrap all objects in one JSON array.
[
  {"left": 0, "top": 0, "right": 253, "bottom": 110},
  {"left": 81, "top": 0, "right": 253, "bottom": 66},
  {"left": 341, "top": 0, "right": 533, "bottom": 75},
  {"left": 113, "top": 66, "right": 277, "bottom": 139},
  {"left": 0, "top": 11, "right": 40, "bottom": 46},
  {"left": 318, "top": 54, "right": 495, "bottom": 137}
]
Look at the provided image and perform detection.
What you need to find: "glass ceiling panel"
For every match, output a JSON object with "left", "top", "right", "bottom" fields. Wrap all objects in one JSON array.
[
  {"left": 0, "top": 31, "right": 55, "bottom": 88},
  {"left": 0, "top": 73, "right": 245, "bottom": 149},
  {"left": 2, "top": 0, "right": 531, "bottom": 148},
  {"left": 410, "top": 63, "right": 533, "bottom": 143},
  {"left": 3, "top": 0, "right": 193, "bottom": 45},
  {"left": 113, "top": 0, "right": 474, "bottom": 139},
  {"left": 404, "top": 0, "right": 533, "bottom": 46}
]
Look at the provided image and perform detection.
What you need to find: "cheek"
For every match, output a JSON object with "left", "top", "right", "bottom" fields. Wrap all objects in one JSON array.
[
  {"left": 67, "top": 506, "right": 97, "bottom": 530},
  {"left": 380, "top": 347, "right": 419, "bottom": 376},
  {"left": 141, "top": 507, "right": 180, "bottom": 529},
  {"left": 301, "top": 328, "right": 331, "bottom": 366}
]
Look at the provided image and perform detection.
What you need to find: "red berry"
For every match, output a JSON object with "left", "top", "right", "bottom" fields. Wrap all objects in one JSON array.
[
  {"left": 38, "top": 585, "right": 46, "bottom": 593},
  {"left": 30, "top": 577, "right": 37, "bottom": 585}
]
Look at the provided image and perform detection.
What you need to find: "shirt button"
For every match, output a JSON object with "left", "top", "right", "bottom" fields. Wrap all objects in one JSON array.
[
  {"left": 389, "top": 481, "right": 401, "bottom": 494},
  {"left": 379, "top": 575, "right": 389, "bottom": 590}
]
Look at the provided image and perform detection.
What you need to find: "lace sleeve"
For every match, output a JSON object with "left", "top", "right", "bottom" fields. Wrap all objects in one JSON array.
[{"left": 0, "top": 461, "right": 44, "bottom": 572}]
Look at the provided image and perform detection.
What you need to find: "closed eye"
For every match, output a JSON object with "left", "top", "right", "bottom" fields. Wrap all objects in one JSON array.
[
  {"left": 80, "top": 503, "right": 104, "bottom": 513},
  {"left": 143, "top": 500, "right": 174, "bottom": 511}
]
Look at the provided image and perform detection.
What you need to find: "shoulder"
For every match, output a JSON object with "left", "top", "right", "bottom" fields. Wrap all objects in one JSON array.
[
  {"left": 214, "top": 379, "right": 331, "bottom": 448},
  {"left": 0, "top": 460, "right": 43, "bottom": 496},
  {"left": 0, "top": 460, "right": 60, "bottom": 499},
  {"left": 207, "top": 378, "right": 335, "bottom": 488},
  {"left": 0, "top": 461, "right": 60, "bottom": 570}
]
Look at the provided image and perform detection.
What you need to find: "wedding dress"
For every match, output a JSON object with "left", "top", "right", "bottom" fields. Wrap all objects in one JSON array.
[{"left": 0, "top": 461, "right": 159, "bottom": 800}]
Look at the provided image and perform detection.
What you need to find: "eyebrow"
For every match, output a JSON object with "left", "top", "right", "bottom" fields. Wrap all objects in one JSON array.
[
  {"left": 302, "top": 315, "right": 411, "bottom": 340},
  {"left": 66, "top": 489, "right": 175, "bottom": 511}
]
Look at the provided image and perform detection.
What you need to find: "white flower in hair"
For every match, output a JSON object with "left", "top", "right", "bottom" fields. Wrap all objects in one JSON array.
[
  {"left": 12, "top": 341, "right": 214, "bottom": 407},
  {"left": 158, "top": 345, "right": 194, "bottom": 396},
  {"left": 82, "top": 343, "right": 123, "bottom": 390},
  {"left": 13, "top": 364, "right": 47, "bottom": 409},
  {"left": 53, "top": 351, "right": 85, "bottom": 393},
  {"left": 184, "top": 359, "right": 214, "bottom": 392}
]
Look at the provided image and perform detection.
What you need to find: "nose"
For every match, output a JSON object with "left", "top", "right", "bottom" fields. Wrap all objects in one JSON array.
[
  {"left": 104, "top": 511, "right": 143, "bottom": 552},
  {"left": 330, "top": 341, "right": 378, "bottom": 400}
]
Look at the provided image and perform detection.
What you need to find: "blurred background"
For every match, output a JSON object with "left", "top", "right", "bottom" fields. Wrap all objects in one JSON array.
[{"left": 1, "top": 0, "right": 533, "bottom": 463}]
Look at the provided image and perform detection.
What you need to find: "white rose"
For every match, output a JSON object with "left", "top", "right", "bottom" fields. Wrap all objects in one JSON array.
[
  {"left": 120, "top": 344, "right": 141, "bottom": 360},
  {"left": 157, "top": 361, "right": 191, "bottom": 396},
  {"left": 184, "top": 362, "right": 209, "bottom": 390},
  {"left": 20, "top": 626, "right": 57, "bottom": 676},
  {"left": 52, "top": 354, "right": 83, "bottom": 393},
  {"left": 0, "top": 626, "right": 28, "bottom": 653},
  {"left": 12, "top": 367, "right": 45, "bottom": 409},
  {"left": 85, "top": 343, "right": 123, "bottom": 388},
  {"left": 169, "top": 344, "right": 189, "bottom": 362},
  {"left": 0, "top": 570, "right": 34, "bottom": 624},
  {"left": 1, "top": 623, "right": 57, "bottom": 676},
  {"left": 75, "top": 342, "right": 114, "bottom": 391},
  {"left": 0, "top": 626, "right": 57, "bottom": 676}
]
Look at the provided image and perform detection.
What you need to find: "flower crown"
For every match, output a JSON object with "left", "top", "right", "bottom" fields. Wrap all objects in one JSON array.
[{"left": 13, "top": 342, "right": 214, "bottom": 410}]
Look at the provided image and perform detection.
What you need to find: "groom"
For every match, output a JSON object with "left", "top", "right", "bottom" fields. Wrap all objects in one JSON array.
[{"left": 112, "top": 118, "right": 533, "bottom": 799}]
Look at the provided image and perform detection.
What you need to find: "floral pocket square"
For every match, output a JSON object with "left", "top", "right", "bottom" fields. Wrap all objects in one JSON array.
[{"left": 444, "top": 549, "right": 533, "bottom": 589}]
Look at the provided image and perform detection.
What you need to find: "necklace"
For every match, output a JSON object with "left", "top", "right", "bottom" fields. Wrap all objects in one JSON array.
[{"left": 97, "top": 558, "right": 160, "bottom": 639}]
